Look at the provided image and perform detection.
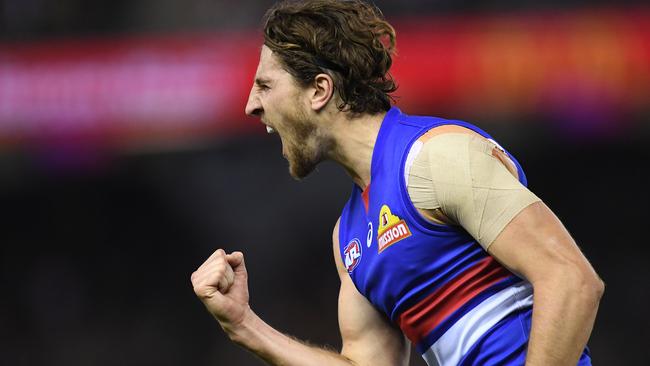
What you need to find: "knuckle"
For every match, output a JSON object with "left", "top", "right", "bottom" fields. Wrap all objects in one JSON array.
[{"left": 214, "top": 268, "right": 225, "bottom": 279}]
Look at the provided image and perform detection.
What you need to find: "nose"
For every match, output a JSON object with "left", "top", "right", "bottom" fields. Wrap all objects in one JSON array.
[{"left": 245, "top": 88, "right": 263, "bottom": 117}]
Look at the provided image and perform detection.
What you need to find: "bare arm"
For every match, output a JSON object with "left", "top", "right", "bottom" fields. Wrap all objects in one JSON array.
[
  {"left": 488, "top": 201, "right": 604, "bottom": 366},
  {"left": 190, "top": 219, "right": 409, "bottom": 366},
  {"left": 333, "top": 219, "right": 411, "bottom": 365}
]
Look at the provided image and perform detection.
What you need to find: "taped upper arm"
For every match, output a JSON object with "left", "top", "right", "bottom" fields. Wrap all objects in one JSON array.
[
  {"left": 332, "top": 219, "right": 409, "bottom": 366},
  {"left": 407, "top": 131, "right": 540, "bottom": 249}
]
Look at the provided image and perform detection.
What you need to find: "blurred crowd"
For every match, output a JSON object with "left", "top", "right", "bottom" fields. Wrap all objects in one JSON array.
[{"left": 2, "top": 0, "right": 647, "bottom": 39}]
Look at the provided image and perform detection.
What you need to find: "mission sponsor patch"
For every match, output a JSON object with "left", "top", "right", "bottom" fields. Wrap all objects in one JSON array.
[{"left": 377, "top": 205, "right": 412, "bottom": 252}]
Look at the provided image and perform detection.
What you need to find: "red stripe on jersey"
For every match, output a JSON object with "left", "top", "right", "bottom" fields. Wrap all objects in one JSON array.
[
  {"left": 397, "top": 256, "right": 512, "bottom": 344},
  {"left": 361, "top": 183, "right": 370, "bottom": 213}
]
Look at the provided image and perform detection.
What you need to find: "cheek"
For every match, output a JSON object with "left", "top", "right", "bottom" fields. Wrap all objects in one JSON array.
[{"left": 263, "top": 92, "right": 284, "bottom": 112}]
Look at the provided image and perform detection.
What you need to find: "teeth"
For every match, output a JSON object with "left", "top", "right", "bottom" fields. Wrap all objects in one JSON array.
[{"left": 266, "top": 126, "right": 275, "bottom": 134}]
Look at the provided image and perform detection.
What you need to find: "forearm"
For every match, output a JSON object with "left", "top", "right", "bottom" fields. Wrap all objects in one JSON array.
[
  {"left": 526, "top": 271, "right": 604, "bottom": 366},
  {"left": 227, "top": 309, "right": 354, "bottom": 366}
]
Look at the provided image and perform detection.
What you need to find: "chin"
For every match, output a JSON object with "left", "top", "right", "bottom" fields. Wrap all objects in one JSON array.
[
  {"left": 288, "top": 162, "right": 316, "bottom": 180},
  {"left": 287, "top": 154, "right": 319, "bottom": 180},
  {"left": 285, "top": 138, "right": 329, "bottom": 180}
]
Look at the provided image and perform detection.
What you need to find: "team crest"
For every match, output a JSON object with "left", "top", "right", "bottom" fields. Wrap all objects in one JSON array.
[
  {"left": 343, "top": 238, "right": 362, "bottom": 272},
  {"left": 377, "top": 205, "right": 412, "bottom": 252}
]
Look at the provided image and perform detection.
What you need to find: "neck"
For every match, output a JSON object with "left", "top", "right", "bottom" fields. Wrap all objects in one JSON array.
[{"left": 326, "top": 110, "right": 387, "bottom": 190}]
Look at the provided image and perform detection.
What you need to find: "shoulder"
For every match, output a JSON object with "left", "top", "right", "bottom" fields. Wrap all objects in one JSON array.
[
  {"left": 417, "top": 124, "right": 482, "bottom": 143},
  {"left": 411, "top": 124, "right": 519, "bottom": 178},
  {"left": 408, "top": 124, "right": 486, "bottom": 165},
  {"left": 405, "top": 124, "right": 484, "bottom": 175},
  {"left": 413, "top": 129, "right": 481, "bottom": 170}
]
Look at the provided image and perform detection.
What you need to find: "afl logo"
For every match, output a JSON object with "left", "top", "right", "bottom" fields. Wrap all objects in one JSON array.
[{"left": 344, "top": 239, "right": 362, "bottom": 273}]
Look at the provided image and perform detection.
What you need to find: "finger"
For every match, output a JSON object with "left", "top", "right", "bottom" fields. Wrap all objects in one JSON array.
[
  {"left": 195, "top": 249, "right": 227, "bottom": 275},
  {"left": 197, "top": 258, "right": 232, "bottom": 290},
  {"left": 209, "top": 248, "right": 227, "bottom": 263},
  {"left": 192, "top": 266, "right": 218, "bottom": 287},
  {"left": 202, "top": 248, "right": 227, "bottom": 267},
  {"left": 192, "top": 253, "right": 231, "bottom": 286},
  {"left": 216, "top": 262, "right": 235, "bottom": 293},
  {"left": 226, "top": 251, "right": 245, "bottom": 271},
  {"left": 193, "top": 264, "right": 231, "bottom": 297},
  {"left": 194, "top": 278, "right": 227, "bottom": 302}
]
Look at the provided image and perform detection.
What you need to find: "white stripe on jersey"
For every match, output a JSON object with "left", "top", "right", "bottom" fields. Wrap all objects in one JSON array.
[{"left": 422, "top": 281, "right": 533, "bottom": 366}]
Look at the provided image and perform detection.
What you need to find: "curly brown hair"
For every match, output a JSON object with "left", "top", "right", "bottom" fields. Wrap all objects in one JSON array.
[{"left": 263, "top": 0, "right": 397, "bottom": 115}]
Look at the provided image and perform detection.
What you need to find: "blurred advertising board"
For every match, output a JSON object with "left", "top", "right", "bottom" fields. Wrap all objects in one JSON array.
[{"left": 1, "top": 8, "right": 648, "bottom": 151}]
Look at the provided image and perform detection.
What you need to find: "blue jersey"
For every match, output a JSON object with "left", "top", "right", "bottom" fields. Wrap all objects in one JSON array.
[{"left": 338, "top": 107, "right": 591, "bottom": 366}]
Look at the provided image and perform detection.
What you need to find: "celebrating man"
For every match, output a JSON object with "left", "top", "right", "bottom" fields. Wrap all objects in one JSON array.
[{"left": 191, "top": 1, "right": 603, "bottom": 365}]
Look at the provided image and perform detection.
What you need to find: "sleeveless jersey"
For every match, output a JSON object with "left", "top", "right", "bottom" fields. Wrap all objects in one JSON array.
[{"left": 338, "top": 107, "right": 592, "bottom": 365}]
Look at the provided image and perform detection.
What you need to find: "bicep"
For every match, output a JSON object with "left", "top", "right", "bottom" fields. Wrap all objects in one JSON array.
[
  {"left": 332, "top": 220, "right": 409, "bottom": 366},
  {"left": 487, "top": 201, "right": 599, "bottom": 283},
  {"left": 337, "top": 275, "right": 409, "bottom": 366}
]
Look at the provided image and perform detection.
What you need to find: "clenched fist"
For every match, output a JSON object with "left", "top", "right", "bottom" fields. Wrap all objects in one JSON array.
[{"left": 191, "top": 249, "right": 251, "bottom": 334}]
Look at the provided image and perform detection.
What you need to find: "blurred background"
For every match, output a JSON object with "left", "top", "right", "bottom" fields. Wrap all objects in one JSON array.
[{"left": 1, "top": 0, "right": 649, "bottom": 365}]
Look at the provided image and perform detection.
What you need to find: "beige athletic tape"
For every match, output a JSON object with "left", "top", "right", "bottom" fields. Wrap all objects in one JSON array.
[{"left": 407, "top": 133, "right": 541, "bottom": 249}]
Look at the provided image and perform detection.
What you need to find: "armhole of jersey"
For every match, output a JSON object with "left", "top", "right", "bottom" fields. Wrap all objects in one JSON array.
[
  {"left": 507, "top": 152, "right": 528, "bottom": 186},
  {"left": 337, "top": 191, "right": 368, "bottom": 295},
  {"left": 338, "top": 190, "right": 353, "bottom": 256},
  {"left": 404, "top": 140, "right": 424, "bottom": 187},
  {"left": 398, "top": 127, "right": 460, "bottom": 235},
  {"left": 338, "top": 184, "right": 360, "bottom": 275},
  {"left": 483, "top": 137, "right": 527, "bottom": 187}
]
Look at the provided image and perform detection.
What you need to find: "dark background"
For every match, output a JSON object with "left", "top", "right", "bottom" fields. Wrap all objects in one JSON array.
[{"left": 1, "top": 1, "right": 649, "bottom": 365}]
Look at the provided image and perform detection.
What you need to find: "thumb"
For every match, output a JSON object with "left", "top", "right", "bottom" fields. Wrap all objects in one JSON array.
[{"left": 226, "top": 251, "right": 246, "bottom": 271}]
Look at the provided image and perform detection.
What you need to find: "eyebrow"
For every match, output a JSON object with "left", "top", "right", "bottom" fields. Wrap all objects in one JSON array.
[{"left": 255, "top": 78, "right": 271, "bottom": 86}]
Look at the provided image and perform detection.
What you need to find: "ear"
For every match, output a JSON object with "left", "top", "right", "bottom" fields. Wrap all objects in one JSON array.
[{"left": 310, "top": 73, "right": 335, "bottom": 111}]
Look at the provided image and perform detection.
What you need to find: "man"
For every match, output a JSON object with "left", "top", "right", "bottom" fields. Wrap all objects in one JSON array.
[{"left": 190, "top": 1, "right": 604, "bottom": 365}]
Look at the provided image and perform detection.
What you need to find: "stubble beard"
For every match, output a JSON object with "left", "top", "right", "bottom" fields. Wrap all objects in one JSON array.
[{"left": 284, "top": 106, "right": 333, "bottom": 180}]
